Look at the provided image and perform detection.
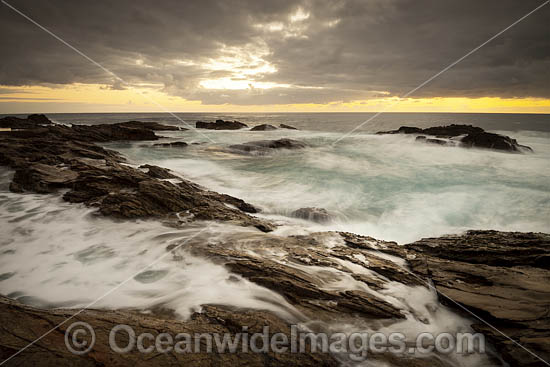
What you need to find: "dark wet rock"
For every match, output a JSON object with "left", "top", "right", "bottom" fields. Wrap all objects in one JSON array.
[
  {"left": 27, "top": 114, "right": 53, "bottom": 125},
  {"left": 215, "top": 193, "right": 259, "bottom": 213},
  {"left": 378, "top": 124, "right": 483, "bottom": 137},
  {"left": 115, "top": 120, "right": 183, "bottom": 131},
  {"left": 251, "top": 124, "right": 277, "bottom": 131},
  {"left": 69, "top": 123, "right": 160, "bottom": 142},
  {"left": 0, "top": 115, "right": 273, "bottom": 232},
  {"left": 461, "top": 131, "right": 533, "bottom": 152},
  {"left": 378, "top": 124, "right": 532, "bottom": 152},
  {"left": 422, "top": 125, "right": 484, "bottom": 137},
  {"left": 406, "top": 230, "right": 550, "bottom": 367},
  {"left": 152, "top": 141, "right": 188, "bottom": 148},
  {"left": 9, "top": 163, "right": 79, "bottom": 193},
  {"left": 0, "top": 114, "right": 53, "bottom": 129},
  {"left": 425, "top": 138, "right": 449, "bottom": 145},
  {"left": 0, "top": 116, "right": 180, "bottom": 142},
  {"left": 196, "top": 119, "right": 248, "bottom": 130},
  {"left": 229, "top": 138, "right": 308, "bottom": 154},
  {"left": 139, "top": 164, "right": 178, "bottom": 179},
  {"left": 338, "top": 232, "right": 424, "bottom": 287},
  {"left": 62, "top": 168, "right": 273, "bottom": 231},
  {"left": 190, "top": 232, "right": 407, "bottom": 323},
  {"left": 291, "top": 207, "right": 332, "bottom": 223},
  {"left": 415, "top": 136, "right": 454, "bottom": 146},
  {"left": 280, "top": 124, "right": 298, "bottom": 130},
  {"left": 377, "top": 126, "right": 423, "bottom": 135},
  {"left": 0, "top": 296, "right": 338, "bottom": 367}
]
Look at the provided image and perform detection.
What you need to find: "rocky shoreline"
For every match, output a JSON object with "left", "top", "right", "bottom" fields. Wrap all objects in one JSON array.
[
  {"left": 0, "top": 115, "right": 548, "bottom": 366},
  {"left": 0, "top": 115, "right": 272, "bottom": 231}
]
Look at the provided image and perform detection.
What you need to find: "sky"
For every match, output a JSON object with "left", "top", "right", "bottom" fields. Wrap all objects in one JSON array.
[{"left": 0, "top": 0, "right": 549, "bottom": 114}]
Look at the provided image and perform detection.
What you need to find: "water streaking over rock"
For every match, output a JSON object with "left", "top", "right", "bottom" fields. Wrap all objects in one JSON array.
[
  {"left": 0, "top": 113, "right": 549, "bottom": 366},
  {"left": 112, "top": 120, "right": 550, "bottom": 244}
]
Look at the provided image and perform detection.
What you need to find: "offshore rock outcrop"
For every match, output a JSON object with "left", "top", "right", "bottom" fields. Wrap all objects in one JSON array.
[
  {"left": 251, "top": 124, "right": 277, "bottom": 131},
  {"left": 196, "top": 119, "right": 248, "bottom": 130},
  {"left": 378, "top": 124, "right": 532, "bottom": 152},
  {"left": 291, "top": 207, "right": 332, "bottom": 223},
  {"left": 229, "top": 138, "right": 308, "bottom": 154},
  {"left": 153, "top": 141, "right": 189, "bottom": 148},
  {"left": 0, "top": 115, "right": 273, "bottom": 232}
]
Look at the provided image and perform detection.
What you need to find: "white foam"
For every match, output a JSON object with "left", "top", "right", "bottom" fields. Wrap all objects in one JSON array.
[{"left": 0, "top": 185, "right": 299, "bottom": 320}]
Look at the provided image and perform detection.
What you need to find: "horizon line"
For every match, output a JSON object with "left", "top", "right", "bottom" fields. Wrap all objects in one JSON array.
[{"left": 2, "top": 111, "right": 550, "bottom": 116}]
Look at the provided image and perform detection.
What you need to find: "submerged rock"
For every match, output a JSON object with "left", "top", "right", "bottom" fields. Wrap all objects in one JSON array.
[
  {"left": 415, "top": 136, "right": 455, "bottom": 146},
  {"left": 291, "top": 207, "right": 332, "bottom": 223},
  {"left": 251, "top": 124, "right": 277, "bottom": 131},
  {"left": 280, "top": 123, "right": 298, "bottom": 130},
  {"left": 229, "top": 138, "right": 308, "bottom": 154},
  {"left": 196, "top": 119, "right": 248, "bottom": 130},
  {"left": 152, "top": 141, "right": 188, "bottom": 148},
  {"left": 114, "top": 120, "right": 183, "bottom": 131},
  {"left": 378, "top": 124, "right": 532, "bottom": 152}
]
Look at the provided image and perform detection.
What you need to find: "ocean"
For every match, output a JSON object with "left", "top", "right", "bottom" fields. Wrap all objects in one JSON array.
[
  {"left": 29, "top": 111, "right": 549, "bottom": 243},
  {"left": 0, "top": 112, "right": 548, "bottom": 366}
]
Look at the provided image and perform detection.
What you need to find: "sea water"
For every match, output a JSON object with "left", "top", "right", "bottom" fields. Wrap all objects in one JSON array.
[{"left": 0, "top": 112, "right": 548, "bottom": 365}]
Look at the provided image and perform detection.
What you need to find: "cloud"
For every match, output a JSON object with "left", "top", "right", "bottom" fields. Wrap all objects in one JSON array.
[{"left": 0, "top": 0, "right": 548, "bottom": 106}]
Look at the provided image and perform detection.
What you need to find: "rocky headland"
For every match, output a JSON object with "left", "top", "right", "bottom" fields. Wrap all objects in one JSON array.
[{"left": 0, "top": 115, "right": 272, "bottom": 231}]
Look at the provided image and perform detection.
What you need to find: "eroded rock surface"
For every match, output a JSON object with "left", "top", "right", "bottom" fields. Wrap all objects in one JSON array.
[
  {"left": 406, "top": 230, "right": 550, "bottom": 367},
  {"left": 0, "top": 296, "right": 338, "bottom": 367},
  {"left": 0, "top": 115, "right": 273, "bottom": 232},
  {"left": 188, "top": 231, "right": 421, "bottom": 323},
  {"left": 139, "top": 164, "right": 178, "bottom": 179}
]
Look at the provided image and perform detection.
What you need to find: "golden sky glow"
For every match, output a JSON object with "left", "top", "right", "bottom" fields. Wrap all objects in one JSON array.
[{"left": 1, "top": 84, "right": 550, "bottom": 114}]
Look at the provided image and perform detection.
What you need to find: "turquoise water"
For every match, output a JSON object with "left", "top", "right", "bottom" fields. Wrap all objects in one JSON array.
[
  {"left": 96, "top": 114, "right": 550, "bottom": 243},
  {"left": 3, "top": 111, "right": 548, "bottom": 242}
]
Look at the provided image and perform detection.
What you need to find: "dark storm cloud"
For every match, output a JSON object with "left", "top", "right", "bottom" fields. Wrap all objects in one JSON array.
[{"left": 0, "top": 0, "right": 548, "bottom": 104}]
